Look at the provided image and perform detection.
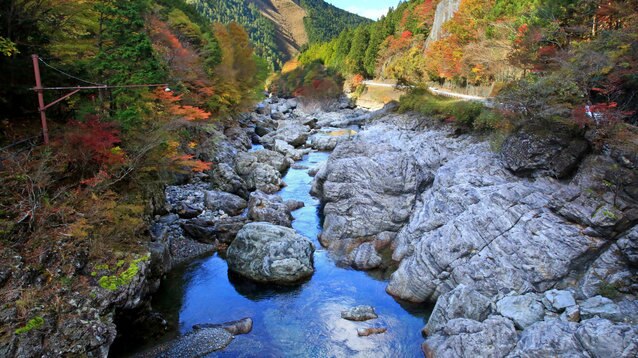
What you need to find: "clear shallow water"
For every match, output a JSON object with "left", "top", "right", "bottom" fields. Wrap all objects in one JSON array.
[{"left": 145, "top": 150, "right": 431, "bottom": 357}]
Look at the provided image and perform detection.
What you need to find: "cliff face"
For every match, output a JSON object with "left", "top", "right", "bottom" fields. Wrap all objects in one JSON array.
[
  {"left": 312, "top": 110, "right": 638, "bottom": 356},
  {"left": 425, "top": 0, "right": 461, "bottom": 48}
]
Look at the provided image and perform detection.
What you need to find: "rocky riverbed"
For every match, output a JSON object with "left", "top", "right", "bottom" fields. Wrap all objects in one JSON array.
[
  {"left": 116, "top": 94, "right": 637, "bottom": 357},
  {"left": 312, "top": 110, "right": 638, "bottom": 356}
]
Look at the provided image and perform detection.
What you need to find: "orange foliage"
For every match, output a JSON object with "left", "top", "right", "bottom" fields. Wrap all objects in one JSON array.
[
  {"left": 154, "top": 88, "right": 212, "bottom": 121},
  {"left": 171, "top": 154, "right": 212, "bottom": 173}
]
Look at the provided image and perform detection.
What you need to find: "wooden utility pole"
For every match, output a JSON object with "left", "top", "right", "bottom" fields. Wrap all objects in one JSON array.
[
  {"left": 32, "top": 54, "right": 50, "bottom": 145},
  {"left": 30, "top": 54, "right": 169, "bottom": 146}
]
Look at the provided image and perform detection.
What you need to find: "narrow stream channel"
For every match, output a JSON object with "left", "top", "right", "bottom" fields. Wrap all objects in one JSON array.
[{"left": 145, "top": 146, "right": 431, "bottom": 357}]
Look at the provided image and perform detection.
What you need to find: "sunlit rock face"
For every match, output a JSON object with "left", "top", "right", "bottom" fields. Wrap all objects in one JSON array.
[{"left": 425, "top": 0, "right": 462, "bottom": 48}]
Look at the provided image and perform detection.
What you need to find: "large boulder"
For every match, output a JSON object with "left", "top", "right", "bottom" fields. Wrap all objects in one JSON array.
[
  {"left": 500, "top": 125, "right": 589, "bottom": 179},
  {"left": 579, "top": 296, "right": 622, "bottom": 321},
  {"left": 226, "top": 223, "right": 315, "bottom": 284},
  {"left": 308, "top": 129, "right": 356, "bottom": 151},
  {"left": 209, "top": 163, "right": 248, "bottom": 199},
  {"left": 247, "top": 191, "right": 296, "bottom": 227},
  {"left": 181, "top": 216, "right": 248, "bottom": 245},
  {"left": 273, "top": 139, "right": 306, "bottom": 161},
  {"left": 204, "top": 191, "right": 247, "bottom": 216},
  {"left": 312, "top": 124, "right": 431, "bottom": 263},
  {"left": 260, "top": 122, "right": 311, "bottom": 148},
  {"left": 237, "top": 149, "right": 290, "bottom": 174},
  {"left": 422, "top": 316, "right": 518, "bottom": 358},
  {"left": 235, "top": 150, "right": 288, "bottom": 194}
]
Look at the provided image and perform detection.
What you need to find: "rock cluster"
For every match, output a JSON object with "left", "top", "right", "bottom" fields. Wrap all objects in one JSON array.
[{"left": 312, "top": 112, "right": 638, "bottom": 356}]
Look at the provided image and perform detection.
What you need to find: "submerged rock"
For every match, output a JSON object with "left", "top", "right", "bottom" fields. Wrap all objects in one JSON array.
[
  {"left": 341, "top": 305, "right": 378, "bottom": 321},
  {"left": 349, "top": 242, "right": 383, "bottom": 270},
  {"left": 193, "top": 317, "right": 253, "bottom": 336},
  {"left": 226, "top": 223, "right": 315, "bottom": 284},
  {"left": 138, "top": 328, "right": 233, "bottom": 358},
  {"left": 357, "top": 327, "right": 387, "bottom": 337}
]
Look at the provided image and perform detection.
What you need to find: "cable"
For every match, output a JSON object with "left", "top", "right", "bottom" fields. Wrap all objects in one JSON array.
[{"left": 37, "top": 57, "right": 105, "bottom": 86}]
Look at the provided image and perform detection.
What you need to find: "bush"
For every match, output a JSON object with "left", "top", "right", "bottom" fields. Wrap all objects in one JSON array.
[
  {"left": 474, "top": 109, "right": 504, "bottom": 131},
  {"left": 399, "top": 89, "right": 484, "bottom": 127}
]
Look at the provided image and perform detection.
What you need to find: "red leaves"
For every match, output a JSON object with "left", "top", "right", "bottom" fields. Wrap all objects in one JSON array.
[
  {"left": 154, "top": 88, "right": 211, "bottom": 121},
  {"left": 61, "top": 118, "right": 125, "bottom": 167},
  {"left": 401, "top": 30, "right": 413, "bottom": 39}
]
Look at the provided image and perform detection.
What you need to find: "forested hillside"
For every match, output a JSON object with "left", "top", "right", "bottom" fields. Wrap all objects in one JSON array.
[
  {"left": 186, "top": 0, "right": 369, "bottom": 68},
  {"left": 0, "top": 1, "right": 266, "bottom": 353},
  {"left": 298, "top": 0, "right": 372, "bottom": 44},
  {"left": 299, "top": 0, "right": 638, "bottom": 128}
]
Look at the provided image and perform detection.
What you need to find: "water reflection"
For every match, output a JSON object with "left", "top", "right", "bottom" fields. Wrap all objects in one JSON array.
[{"left": 145, "top": 150, "right": 431, "bottom": 357}]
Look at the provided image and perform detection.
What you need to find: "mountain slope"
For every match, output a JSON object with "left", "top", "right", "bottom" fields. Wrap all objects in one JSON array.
[
  {"left": 248, "top": 0, "right": 309, "bottom": 60},
  {"left": 298, "top": 0, "right": 372, "bottom": 44},
  {"left": 186, "top": 0, "right": 369, "bottom": 68}
]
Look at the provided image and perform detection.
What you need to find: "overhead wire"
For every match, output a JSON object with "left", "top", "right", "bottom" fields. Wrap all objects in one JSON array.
[{"left": 37, "top": 57, "right": 105, "bottom": 86}]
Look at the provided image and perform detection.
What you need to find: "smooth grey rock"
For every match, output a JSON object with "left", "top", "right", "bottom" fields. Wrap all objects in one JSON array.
[
  {"left": 308, "top": 163, "right": 325, "bottom": 177},
  {"left": 308, "top": 129, "right": 355, "bottom": 151},
  {"left": 423, "top": 284, "right": 493, "bottom": 336},
  {"left": 285, "top": 199, "right": 305, "bottom": 212},
  {"left": 226, "top": 223, "right": 315, "bottom": 284},
  {"left": 496, "top": 293, "right": 545, "bottom": 330},
  {"left": 543, "top": 290, "right": 577, "bottom": 313},
  {"left": 341, "top": 305, "right": 378, "bottom": 321},
  {"left": 274, "top": 139, "right": 304, "bottom": 160},
  {"left": 423, "top": 316, "right": 517, "bottom": 358},
  {"left": 261, "top": 122, "right": 310, "bottom": 148},
  {"left": 509, "top": 320, "right": 586, "bottom": 357},
  {"left": 349, "top": 242, "right": 383, "bottom": 270},
  {"left": 576, "top": 318, "right": 638, "bottom": 358},
  {"left": 580, "top": 296, "right": 622, "bottom": 321},
  {"left": 313, "top": 124, "right": 431, "bottom": 262},
  {"left": 247, "top": 191, "right": 294, "bottom": 227},
  {"left": 204, "top": 191, "right": 247, "bottom": 216}
]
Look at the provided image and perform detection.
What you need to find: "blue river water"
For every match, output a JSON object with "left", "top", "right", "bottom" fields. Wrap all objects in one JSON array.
[{"left": 146, "top": 149, "right": 431, "bottom": 357}]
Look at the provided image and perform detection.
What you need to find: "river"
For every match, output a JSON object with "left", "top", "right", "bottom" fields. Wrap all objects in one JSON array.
[{"left": 138, "top": 145, "right": 431, "bottom": 357}]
